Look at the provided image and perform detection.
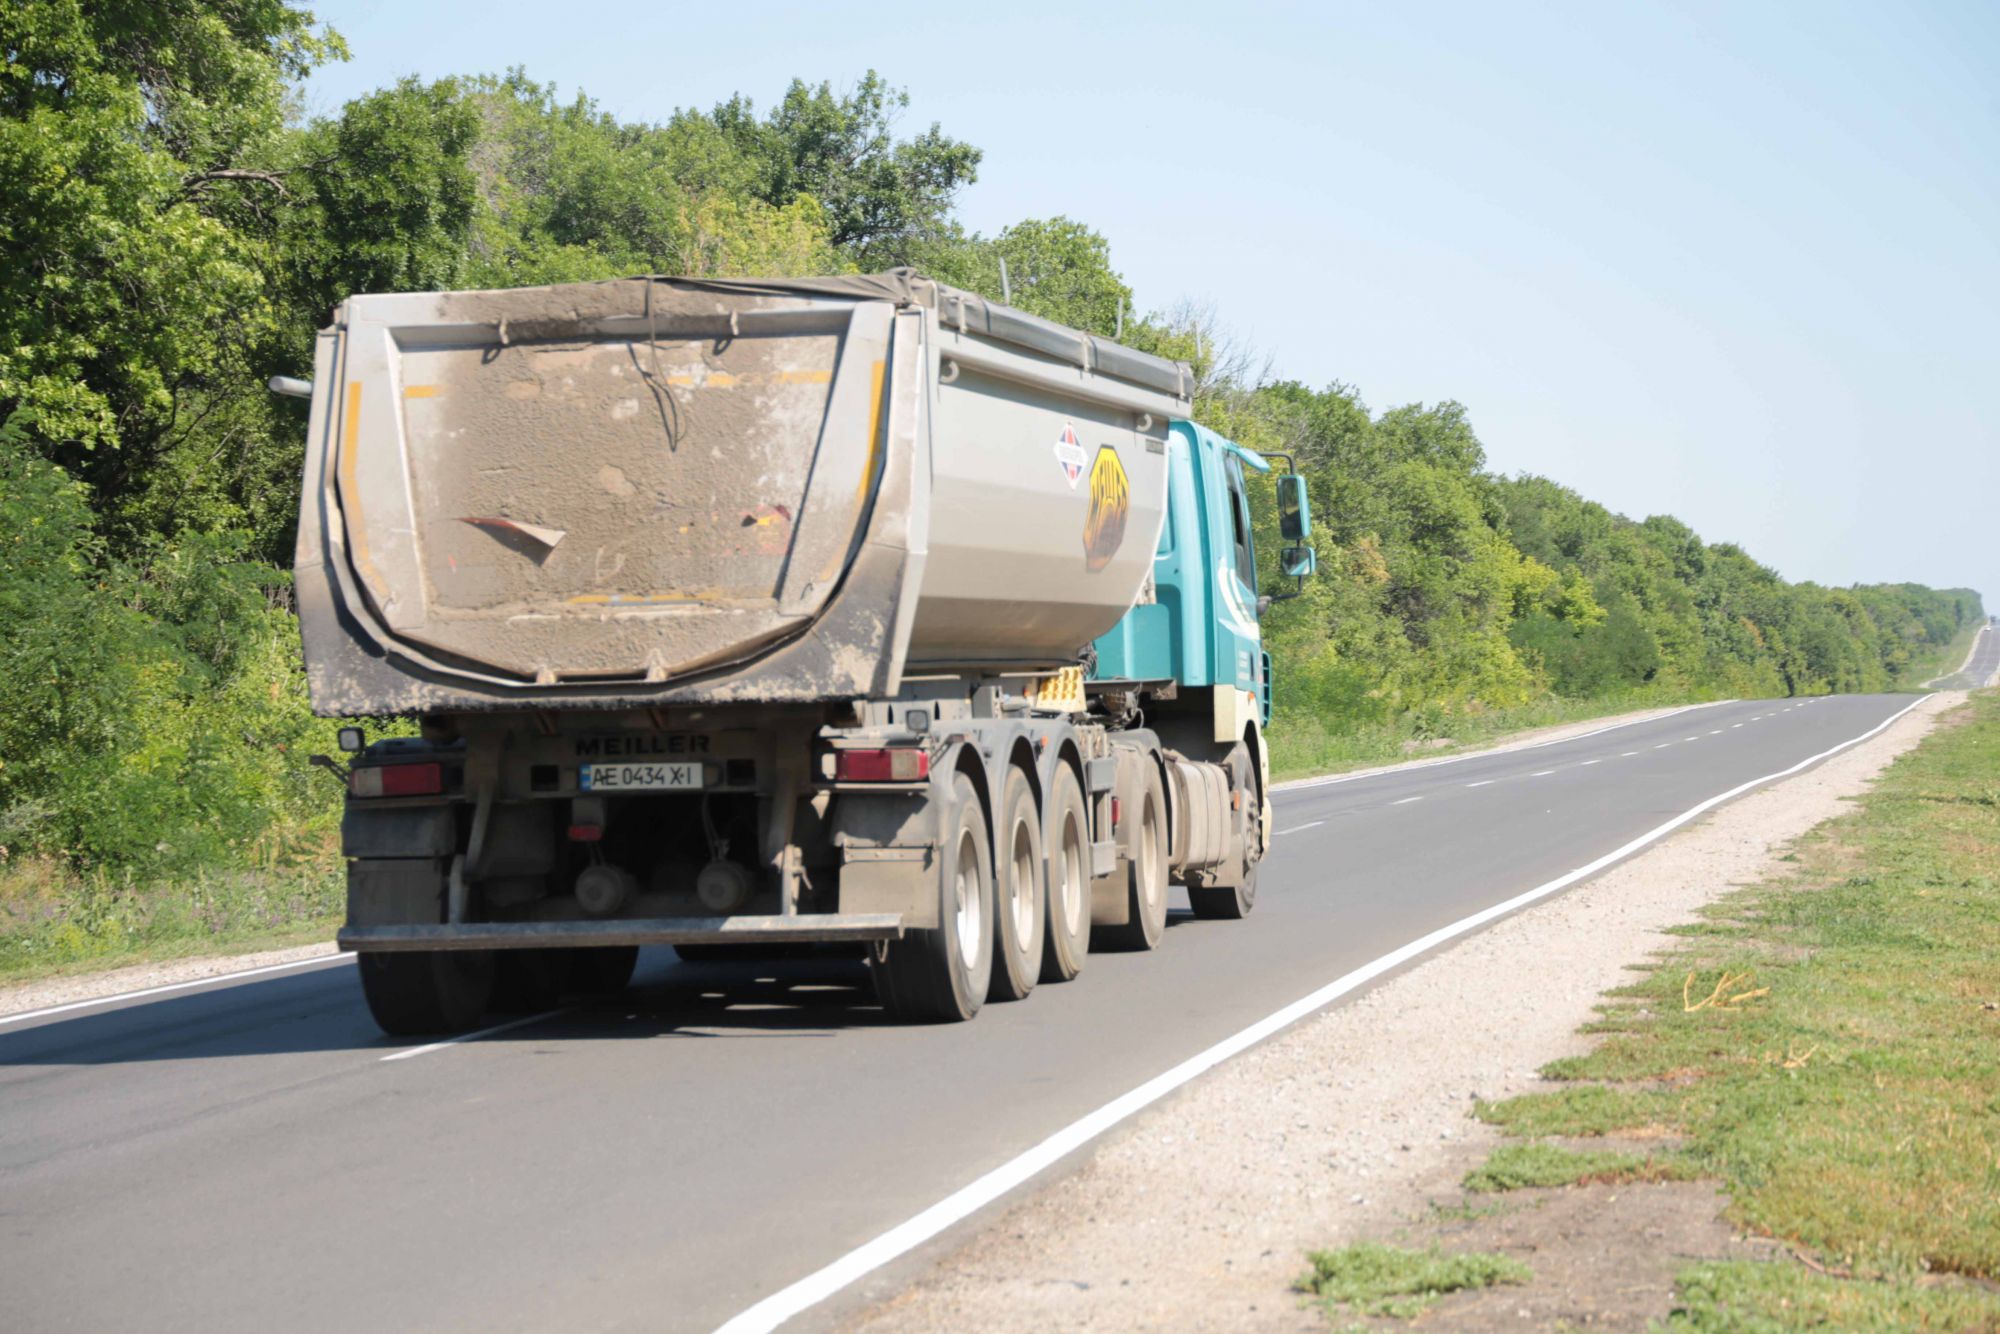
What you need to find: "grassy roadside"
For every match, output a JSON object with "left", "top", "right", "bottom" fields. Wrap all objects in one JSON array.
[
  {"left": 1271, "top": 617, "right": 1983, "bottom": 783},
  {"left": 1458, "top": 688, "right": 2000, "bottom": 1327},
  {"left": 1905, "top": 616, "right": 1987, "bottom": 688},
  {"left": 0, "top": 854, "right": 341, "bottom": 987}
]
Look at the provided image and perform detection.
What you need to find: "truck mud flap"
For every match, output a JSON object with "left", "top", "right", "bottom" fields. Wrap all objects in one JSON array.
[{"left": 339, "top": 914, "right": 903, "bottom": 952}]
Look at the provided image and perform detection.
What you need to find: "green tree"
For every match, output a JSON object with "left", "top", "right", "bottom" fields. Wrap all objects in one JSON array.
[{"left": 703, "top": 71, "right": 980, "bottom": 266}]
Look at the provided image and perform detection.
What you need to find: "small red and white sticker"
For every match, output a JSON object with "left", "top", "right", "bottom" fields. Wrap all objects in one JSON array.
[{"left": 1053, "top": 421, "right": 1086, "bottom": 489}]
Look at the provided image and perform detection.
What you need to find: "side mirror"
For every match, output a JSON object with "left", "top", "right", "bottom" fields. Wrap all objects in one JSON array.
[
  {"left": 1277, "top": 474, "right": 1312, "bottom": 542},
  {"left": 1282, "top": 545, "right": 1317, "bottom": 580}
]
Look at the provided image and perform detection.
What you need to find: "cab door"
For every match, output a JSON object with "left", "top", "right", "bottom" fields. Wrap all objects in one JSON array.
[{"left": 1213, "top": 454, "right": 1263, "bottom": 698}]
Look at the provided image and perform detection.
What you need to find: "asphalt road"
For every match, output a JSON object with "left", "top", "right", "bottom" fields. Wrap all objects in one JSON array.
[
  {"left": 0, "top": 687, "right": 1962, "bottom": 1332},
  {"left": 1929, "top": 620, "right": 2000, "bottom": 690}
]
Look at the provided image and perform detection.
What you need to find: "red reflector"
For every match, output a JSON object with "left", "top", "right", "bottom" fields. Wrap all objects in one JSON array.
[
  {"left": 567, "top": 824, "right": 604, "bottom": 843},
  {"left": 835, "top": 748, "right": 930, "bottom": 782},
  {"left": 349, "top": 762, "right": 443, "bottom": 798},
  {"left": 1111, "top": 796, "right": 1122, "bottom": 829}
]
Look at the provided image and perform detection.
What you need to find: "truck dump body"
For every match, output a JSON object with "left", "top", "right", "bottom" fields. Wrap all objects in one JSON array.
[{"left": 297, "top": 271, "right": 1192, "bottom": 713}]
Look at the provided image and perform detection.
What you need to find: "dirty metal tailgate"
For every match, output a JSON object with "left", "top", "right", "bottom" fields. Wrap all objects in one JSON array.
[{"left": 324, "top": 280, "right": 892, "bottom": 686}]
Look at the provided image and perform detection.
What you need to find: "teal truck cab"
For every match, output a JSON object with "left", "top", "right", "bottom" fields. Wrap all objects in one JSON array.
[{"left": 1091, "top": 422, "right": 1314, "bottom": 898}]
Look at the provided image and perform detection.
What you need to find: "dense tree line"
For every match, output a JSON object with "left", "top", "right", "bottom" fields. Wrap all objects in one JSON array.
[{"left": 0, "top": 3, "right": 1979, "bottom": 871}]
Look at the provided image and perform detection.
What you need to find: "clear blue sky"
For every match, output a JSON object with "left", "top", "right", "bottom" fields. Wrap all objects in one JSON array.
[{"left": 302, "top": 1, "right": 1998, "bottom": 606}]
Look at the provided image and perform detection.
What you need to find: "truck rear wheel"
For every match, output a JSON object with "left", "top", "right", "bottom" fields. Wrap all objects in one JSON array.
[
  {"left": 869, "top": 771, "right": 994, "bottom": 1022},
  {"left": 988, "top": 766, "right": 1046, "bottom": 1002},
  {"left": 1040, "top": 763, "right": 1091, "bottom": 983},
  {"left": 490, "top": 948, "right": 572, "bottom": 1012},
  {"left": 567, "top": 945, "right": 640, "bottom": 996},
  {"left": 357, "top": 950, "right": 495, "bottom": 1036},
  {"left": 1094, "top": 761, "right": 1169, "bottom": 952}
]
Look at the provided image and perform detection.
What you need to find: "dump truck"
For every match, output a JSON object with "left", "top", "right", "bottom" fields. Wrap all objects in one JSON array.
[{"left": 287, "top": 270, "right": 1315, "bottom": 1034}]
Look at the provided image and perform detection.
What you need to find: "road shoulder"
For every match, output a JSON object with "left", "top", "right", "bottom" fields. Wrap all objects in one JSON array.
[
  {"left": 842, "top": 692, "right": 1965, "bottom": 1332},
  {"left": 0, "top": 939, "right": 341, "bottom": 1020}
]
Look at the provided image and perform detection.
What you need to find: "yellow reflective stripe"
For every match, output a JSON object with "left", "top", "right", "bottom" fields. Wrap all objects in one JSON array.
[{"left": 337, "top": 381, "right": 385, "bottom": 600}]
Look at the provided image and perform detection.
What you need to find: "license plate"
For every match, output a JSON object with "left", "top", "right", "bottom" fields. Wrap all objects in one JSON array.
[{"left": 579, "top": 762, "right": 705, "bottom": 792}]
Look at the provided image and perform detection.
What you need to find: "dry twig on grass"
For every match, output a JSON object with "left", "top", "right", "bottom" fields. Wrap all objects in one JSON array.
[{"left": 1683, "top": 969, "right": 1770, "bottom": 1012}]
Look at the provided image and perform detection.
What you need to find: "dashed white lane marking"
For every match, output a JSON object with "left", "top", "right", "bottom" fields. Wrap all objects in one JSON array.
[
  {"left": 1277, "top": 820, "right": 1325, "bottom": 835},
  {"left": 1390, "top": 796, "right": 1424, "bottom": 806},
  {"left": 379, "top": 1008, "right": 569, "bottom": 1063},
  {"left": 1276, "top": 702, "right": 1730, "bottom": 793},
  {"left": 1654, "top": 743, "right": 1673, "bottom": 749},
  {"left": 1621, "top": 751, "right": 1640, "bottom": 757},
  {"left": 1530, "top": 770, "right": 1556, "bottom": 777},
  {"left": 1732, "top": 723, "right": 1743, "bottom": 729},
  {"left": 1685, "top": 736, "right": 1700, "bottom": 741},
  {"left": 0, "top": 954, "right": 355, "bottom": 1029},
  {"left": 715, "top": 695, "right": 1930, "bottom": 1334},
  {"left": 1580, "top": 759, "right": 1600, "bottom": 766},
  {"left": 1466, "top": 780, "right": 1496, "bottom": 788},
  {"left": 1709, "top": 730, "right": 1723, "bottom": 735}
]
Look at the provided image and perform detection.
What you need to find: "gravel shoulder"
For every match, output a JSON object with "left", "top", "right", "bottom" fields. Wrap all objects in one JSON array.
[
  {"left": 843, "top": 692, "right": 1965, "bottom": 1332},
  {"left": 0, "top": 940, "right": 341, "bottom": 1019}
]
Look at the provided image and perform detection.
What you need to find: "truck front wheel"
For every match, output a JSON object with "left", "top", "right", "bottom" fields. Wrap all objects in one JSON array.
[
  {"left": 357, "top": 950, "right": 495, "bottom": 1036},
  {"left": 869, "top": 771, "right": 994, "bottom": 1022},
  {"left": 1189, "top": 742, "right": 1261, "bottom": 920}
]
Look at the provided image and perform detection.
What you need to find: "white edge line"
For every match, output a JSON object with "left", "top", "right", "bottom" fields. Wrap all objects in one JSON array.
[
  {"left": 1273, "top": 701, "right": 1730, "bottom": 793},
  {"left": 714, "top": 695, "right": 1927, "bottom": 1334},
  {"left": 1275, "top": 820, "right": 1325, "bottom": 835},
  {"left": 379, "top": 1008, "right": 569, "bottom": 1062},
  {"left": 0, "top": 953, "right": 355, "bottom": 1029}
]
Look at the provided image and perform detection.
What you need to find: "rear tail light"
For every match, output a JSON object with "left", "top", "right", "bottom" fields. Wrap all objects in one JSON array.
[
  {"left": 349, "top": 762, "right": 444, "bottom": 798},
  {"left": 835, "top": 748, "right": 930, "bottom": 782}
]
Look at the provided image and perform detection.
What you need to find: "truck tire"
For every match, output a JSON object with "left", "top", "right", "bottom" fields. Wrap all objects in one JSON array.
[
  {"left": 1094, "top": 761, "right": 1169, "bottom": 952},
  {"left": 988, "top": 765, "right": 1046, "bottom": 1002},
  {"left": 1039, "top": 763, "right": 1091, "bottom": 983},
  {"left": 490, "top": 948, "right": 572, "bottom": 1012},
  {"left": 567, "top": 945, "right": 639, "bottom": 996},
  {"left": 357, "top": 950, "right": 495, "bottom": 1036},
  {"left": 869, "top": 770, "right": 994, "bottom": 1022},
  {"left": 1188, "top": 864, "right": 1257, "bottom": 919},
  {"left": 1190, "top": 741, "right": 1261, "bottom": 920}
]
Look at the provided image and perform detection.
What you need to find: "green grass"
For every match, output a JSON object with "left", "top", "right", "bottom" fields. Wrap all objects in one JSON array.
[
  {"left": 1474, "top": 1084, "right": 1684, "bottom": 1138},
  {"left": 0, "top": 855, "right": 341, "bottom": 985},
  {"left": 1425, "top": 1196, "right": 1528, "bottom": 1224},
  {"left": 1462, "top": 1142, "right": 1699, "bottom": 1193},
  {"left": 1470, "top": 688, "right": 2000, "bottom": 1307},
  {"left": 1662, "top": 1260, "right": 2000, "bottom": 1331},
  {"left": 1296, "top": 1241, "right": 1530, "bottom": 1320}
]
